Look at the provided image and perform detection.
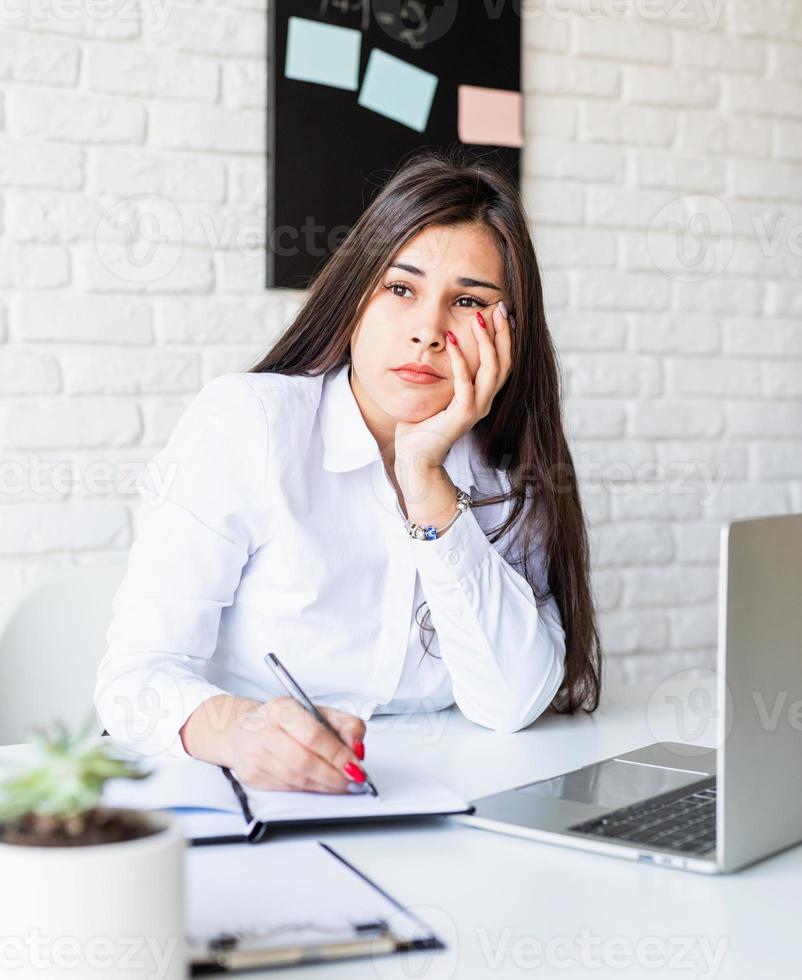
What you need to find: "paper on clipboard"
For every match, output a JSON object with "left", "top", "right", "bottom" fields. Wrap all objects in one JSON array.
[{"left": 185, "top": 839, "right": 443, "bottom": 973}]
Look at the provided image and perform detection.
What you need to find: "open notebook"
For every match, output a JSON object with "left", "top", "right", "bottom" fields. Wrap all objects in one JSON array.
[{"left": 102, "top": 750, "right": 473, "bottom": 843}]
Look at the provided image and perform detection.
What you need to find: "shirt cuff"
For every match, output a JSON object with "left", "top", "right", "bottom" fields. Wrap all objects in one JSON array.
[
  {"left": 97, "top": 672, "right": 229, "bottom": 762},
  {"left": 402, "top": 504, "right": 492, "bottom": 586}
]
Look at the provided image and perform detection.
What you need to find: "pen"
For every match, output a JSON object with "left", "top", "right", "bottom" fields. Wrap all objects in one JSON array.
[{"left": 263, "top": 652, "right": 379, "bottom": 798}]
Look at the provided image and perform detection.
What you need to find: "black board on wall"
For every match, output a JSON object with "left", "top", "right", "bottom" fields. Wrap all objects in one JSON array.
[{"left": 266, "top": 0, "right": 522, "bottom": 289}]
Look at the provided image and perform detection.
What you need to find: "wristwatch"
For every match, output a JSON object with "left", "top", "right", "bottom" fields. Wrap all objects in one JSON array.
[{"left": 404, "top": 487, "right": 473, "bottom": 541}]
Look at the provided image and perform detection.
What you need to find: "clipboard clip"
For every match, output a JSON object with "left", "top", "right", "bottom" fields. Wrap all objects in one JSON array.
[{"left": 191, "top": 920, "right": 397, "bottom": 972}]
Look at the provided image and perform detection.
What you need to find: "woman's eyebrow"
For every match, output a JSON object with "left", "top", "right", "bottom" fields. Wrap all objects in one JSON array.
[{"left": 389, "top": 261, "right": 501, "bottom": 291}]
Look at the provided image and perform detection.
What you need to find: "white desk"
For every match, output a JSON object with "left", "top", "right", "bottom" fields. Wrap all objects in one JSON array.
[{"left": 3, "top": 683, "right": 800, "bottom": 979}]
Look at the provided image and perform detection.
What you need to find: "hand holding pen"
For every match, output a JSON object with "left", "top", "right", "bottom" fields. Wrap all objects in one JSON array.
[
  {"left": 210, "top": 664, "right": 371, "bottom": 794},
  {"left": 263, "top": 653, "right": 379, "bottom": 798}
]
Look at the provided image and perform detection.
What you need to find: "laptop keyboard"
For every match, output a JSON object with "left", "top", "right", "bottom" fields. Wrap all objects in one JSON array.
[{"left": 568, "top": 780, "right": 717, "bottom": 855}]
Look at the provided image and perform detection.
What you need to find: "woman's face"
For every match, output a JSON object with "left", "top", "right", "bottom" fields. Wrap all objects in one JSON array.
[{"left": 350, "top": 222, "right": 508, "bottom": 429}]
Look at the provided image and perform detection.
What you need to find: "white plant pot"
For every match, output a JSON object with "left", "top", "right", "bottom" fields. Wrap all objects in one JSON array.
[{"left": 0, "top": 808, "right": 187, "bottom": 980}]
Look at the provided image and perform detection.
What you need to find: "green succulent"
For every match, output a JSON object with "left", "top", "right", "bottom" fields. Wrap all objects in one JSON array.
[{"left": 0, "top": 714, "right": 151, "bottom": 824}]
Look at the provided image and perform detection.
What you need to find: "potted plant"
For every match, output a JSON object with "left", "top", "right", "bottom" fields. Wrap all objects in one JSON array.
[{"left": 0, "top": 718, "right": 187, "bottom": 979}]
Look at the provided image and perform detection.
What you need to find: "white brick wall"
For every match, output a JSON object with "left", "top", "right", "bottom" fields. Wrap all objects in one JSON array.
[{"left": 1, "top": 0, "right": 800, "bottom": 692}]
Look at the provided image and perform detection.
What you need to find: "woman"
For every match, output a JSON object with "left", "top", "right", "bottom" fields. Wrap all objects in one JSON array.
[{"left": 95, "top": 148, "right": 602, "bottom": 795}]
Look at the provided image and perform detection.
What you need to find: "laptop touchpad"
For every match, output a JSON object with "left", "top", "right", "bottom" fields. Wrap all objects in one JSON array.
[{"left": 517, "top": 759, "right": 707, "bottom": 809}]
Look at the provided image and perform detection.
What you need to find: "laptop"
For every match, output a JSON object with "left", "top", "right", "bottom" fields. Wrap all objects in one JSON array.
[{"left": 454, "top": 512, "right": 802, "bottom": 874}]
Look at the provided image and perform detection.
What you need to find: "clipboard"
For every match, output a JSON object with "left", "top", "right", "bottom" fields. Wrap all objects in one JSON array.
[{"left": 185, "top": 840, "right": 445, "bottom": 974}]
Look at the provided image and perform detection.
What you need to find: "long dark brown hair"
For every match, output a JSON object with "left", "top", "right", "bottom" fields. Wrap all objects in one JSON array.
[{"left": 249, "top": 146, "right": 602, "bottom": 715}]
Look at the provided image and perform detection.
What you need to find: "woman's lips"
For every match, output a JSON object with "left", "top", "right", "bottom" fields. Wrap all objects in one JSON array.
[{"left": 393, "top": 368, "right": 443, "bottom": 385}]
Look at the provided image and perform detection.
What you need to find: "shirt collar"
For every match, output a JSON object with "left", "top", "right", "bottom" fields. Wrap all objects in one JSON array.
[
  {"left": 320, "top": 362, "right": 382, "bottom": 472},
  {"left": 319, "top": 361, "right": 476, "bottom": 490}
]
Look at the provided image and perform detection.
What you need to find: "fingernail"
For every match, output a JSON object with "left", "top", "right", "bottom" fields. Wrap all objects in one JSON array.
[
  {"left": 344, "top": 761, "right": 366, "bottom": 782},
  {"left": 446, "top": 330, "right": 458, "bottom": 345},
  {"left": 353, "top": 738, "right": 365, "bottom": 760},
  {"left": 510, "top": 314, "right": 516, "bottom": 332},
  {"left": 498, "top": 301, "right": 508, "bottom": 320},
  {"left": 346, "top": 781, "right": 367, "bottom": 794},
  {"left": 475, "top": 311, "right": 487, "bottom": 330}
]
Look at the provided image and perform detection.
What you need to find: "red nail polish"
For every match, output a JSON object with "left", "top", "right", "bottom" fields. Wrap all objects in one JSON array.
[
  {"left": 476, "top": 311, "right": 487, "bottom": 329},
  {"left": 353, "top": 738, "right": 365, "bottom": 760},
  {"left": 344, "top": 761, "right": 366, "bottom": 782},
  {"left": 446, "top": 330, "right": 457, "bottom": 345}
]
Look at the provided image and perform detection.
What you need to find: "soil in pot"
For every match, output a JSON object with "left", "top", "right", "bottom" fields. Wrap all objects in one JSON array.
[{"left": 0, "top": 807, "right": 160, "bottom": 847}]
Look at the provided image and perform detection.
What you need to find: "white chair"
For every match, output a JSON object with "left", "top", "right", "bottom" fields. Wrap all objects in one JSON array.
[{"left": 0, "top": 562, "right": 127, "bottom": 746}]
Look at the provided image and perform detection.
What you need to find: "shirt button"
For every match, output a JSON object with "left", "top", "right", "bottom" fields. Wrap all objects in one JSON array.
[{"left": 446, "top": 549, "right": 460, "bottom": 565}]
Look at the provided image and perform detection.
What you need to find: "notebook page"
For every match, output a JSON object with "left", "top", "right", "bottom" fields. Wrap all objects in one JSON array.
[
  {"left": 101, "top": 754, "right": 244, "bottom": 815},
  {"left": 185, "top": 840, "right": 433, "bottom": 949},
  {"left": 166, "top": 809, "right": 249, "bottom": 840},
  {"left": 236, "top": 754, "right": 469, "bottom": 823}
]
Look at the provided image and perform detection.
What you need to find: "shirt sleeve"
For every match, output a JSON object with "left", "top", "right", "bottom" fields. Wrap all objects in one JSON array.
[
  {"left": 94, "top": 374, "right": 270, "bottom": 760},
  {"left": 403, "top": 492, "right": 566, "bottom": 734}
]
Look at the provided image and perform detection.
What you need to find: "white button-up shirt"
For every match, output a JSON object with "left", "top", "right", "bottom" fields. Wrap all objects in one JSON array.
[{"left": 95, "top": 361, "right": 566, "bottom": 759}]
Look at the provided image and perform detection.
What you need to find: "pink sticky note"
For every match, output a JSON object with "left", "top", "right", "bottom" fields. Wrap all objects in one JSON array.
[{"left": 458, "top": 85, "right": 524, "bottom": 148}]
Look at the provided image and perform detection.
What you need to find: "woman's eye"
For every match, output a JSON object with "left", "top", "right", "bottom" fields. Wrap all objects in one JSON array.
[{"left": 384, "top": 283, "right": 486, "bottom": 308}]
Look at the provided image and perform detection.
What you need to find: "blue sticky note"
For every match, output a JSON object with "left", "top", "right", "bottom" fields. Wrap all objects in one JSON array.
[
  {"left": 285, "top": 16, "right": 361, "bottom": 91},
  {"left": 357, "top": 49, "right": 438, "bottom": 133}
]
